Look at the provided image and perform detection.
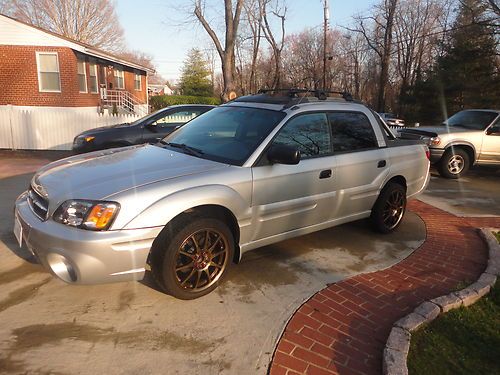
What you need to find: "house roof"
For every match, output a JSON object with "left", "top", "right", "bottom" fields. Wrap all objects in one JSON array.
[{"left": 0, "top": 13, "right": 155, "bottom": 74}]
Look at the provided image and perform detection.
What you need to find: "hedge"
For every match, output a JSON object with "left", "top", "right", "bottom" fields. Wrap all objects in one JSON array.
[{"left": 150, "top": 95, "right": 221, "bottom": 111}]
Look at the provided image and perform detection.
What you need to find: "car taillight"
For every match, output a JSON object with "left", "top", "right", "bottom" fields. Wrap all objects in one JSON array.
[{"left": 425, "top": 148, "right": 431, "bottom": 161}]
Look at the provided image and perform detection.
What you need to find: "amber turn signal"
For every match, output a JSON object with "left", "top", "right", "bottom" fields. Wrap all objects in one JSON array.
[{"left": 83, "top": 203, "right": 119, "bottom": 230}]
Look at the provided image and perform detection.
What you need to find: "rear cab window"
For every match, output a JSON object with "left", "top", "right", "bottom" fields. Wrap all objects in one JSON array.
[{"left": 328, "top": 112, "right": 379, "bottom": 153}]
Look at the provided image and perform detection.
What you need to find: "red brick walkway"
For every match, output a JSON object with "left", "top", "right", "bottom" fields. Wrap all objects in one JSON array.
[{"left": 269, "top": 200, "right": 499, "bottom": 375}]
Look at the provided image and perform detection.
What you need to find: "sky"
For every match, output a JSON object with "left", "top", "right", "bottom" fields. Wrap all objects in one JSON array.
[{"left": 115, "top": 0, "right": 377, "bottom": 82}]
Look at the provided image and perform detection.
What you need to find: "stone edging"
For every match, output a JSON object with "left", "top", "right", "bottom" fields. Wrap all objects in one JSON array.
[{"left": 383, "top": 228, "right": 500, "bottom": 375}]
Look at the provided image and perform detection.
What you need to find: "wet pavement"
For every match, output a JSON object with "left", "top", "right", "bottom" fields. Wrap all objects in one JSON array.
[
  {"left": 420, "top": 166, "right": 500, "bottom": 217},
  {"left": 0, "top": 151, "right": 427, "bottom": 374}
]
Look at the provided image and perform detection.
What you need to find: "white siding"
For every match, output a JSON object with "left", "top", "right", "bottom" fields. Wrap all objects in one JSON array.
[
  {"left": 0, "top": 105, "right": 140, "bottom": 150},
  {"left": 0, "top": 15, "right": 77, "bottom": 48}
]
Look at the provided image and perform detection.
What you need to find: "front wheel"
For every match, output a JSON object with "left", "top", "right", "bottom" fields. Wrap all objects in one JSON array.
[
  {"left": 151, "top": 217, "right": 234, "bottom": 300},
  {"left": 370, "top": 183, "right": 407, "bottom": 234},
  {"left": 437, "top": 148, "right": 470, "bottom": 179}
]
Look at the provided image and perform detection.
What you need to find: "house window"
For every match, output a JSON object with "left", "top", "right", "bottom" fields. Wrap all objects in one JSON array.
[
  {"left": 134, "top": 73, "right": 141, "bottom": 90},
  {"left": 36, "top": 52, "right": 61, "bottom": 92},
  {"left": 114, "top": 67, "right": 124, "bottom": 89},
  {"left": 89, "top": 63, "right": 98, "bottom": 93},
  {"left": 77, "top": 59, "right": 87, "bottom": 93}
]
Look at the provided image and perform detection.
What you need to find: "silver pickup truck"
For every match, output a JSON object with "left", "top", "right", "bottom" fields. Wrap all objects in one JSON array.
[
  {"left": 399, "top": 109, "right": 500, "bottom": 178},
  {"left": 14, "top": 91, "right": 430, "bottom": 299}
]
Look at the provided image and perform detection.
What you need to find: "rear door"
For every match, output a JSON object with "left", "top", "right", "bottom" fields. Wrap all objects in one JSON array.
[
  {"left": 251, "top": 113, "right": 337, "bottom": 241},
  {"left": 327, "top": 111, "right": 389, "bottom": 219}
]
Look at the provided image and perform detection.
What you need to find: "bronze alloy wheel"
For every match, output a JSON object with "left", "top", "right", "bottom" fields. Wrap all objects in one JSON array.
[
  {"left": 174, "top": 228, "right": 230, "bottom": 293},
  {"left": 382, "top": 189, "right": 406, "bottom": 230},
  {"left": 371, "top": 182, "right": 407, "bottom": 233}
]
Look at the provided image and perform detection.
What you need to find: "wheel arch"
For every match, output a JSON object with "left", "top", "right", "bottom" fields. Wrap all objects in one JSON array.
[
  {"left": 383, "top": 175, "right": 407, "bottom": 191},
  {"left": 127, "top": 185, "right": 248, "bottom": 264},
  {"left": 180, "top": 204, "right": 241, "bottom": 264},
  {"left": 444, "top": 142, "right": 476, "bottom": 166}
]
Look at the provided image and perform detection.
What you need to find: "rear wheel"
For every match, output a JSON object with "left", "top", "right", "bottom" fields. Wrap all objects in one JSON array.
[
  {"left": 370, "top": 182, "right": 407, "bottom": 234},
  {"left": 437, "top": 148, "right": 470, "bottom": 179},
  {"left": 151, "top": 216, "right": 234, "bottom": 300}
]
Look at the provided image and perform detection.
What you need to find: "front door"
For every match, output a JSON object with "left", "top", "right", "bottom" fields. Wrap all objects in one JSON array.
[
  {"left": 479, "top": 117, "right": 500, "bottom": 163},
  {"left": 251, "top": 113, "right": 337, "bottom": 241}
]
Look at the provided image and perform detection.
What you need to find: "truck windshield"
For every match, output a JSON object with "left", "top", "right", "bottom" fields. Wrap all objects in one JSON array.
[
  {"left": 160, "top": 106, "right": 286, "bottom": 166},
  {"left": 445, "top": 111, "right": 498, "bottom": 130}
]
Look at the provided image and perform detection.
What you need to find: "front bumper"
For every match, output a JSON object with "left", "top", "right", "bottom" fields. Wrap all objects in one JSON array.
[
  {"left": 14, "top": 192, "right": 163, "bottom": 284},
  {"left": 429, "top": 148, "right": 445, "bottom": 163}
]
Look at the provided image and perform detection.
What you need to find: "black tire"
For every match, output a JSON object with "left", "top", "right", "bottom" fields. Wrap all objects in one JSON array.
[
  {"left": 370, "top": 182, "right": 407, "bottom": 234},
  {"left": 437, "top": 148, "right": 470, "bottom": 179},
  {"left": 151, "top": 216, "right": 234, "bottom": 300}
]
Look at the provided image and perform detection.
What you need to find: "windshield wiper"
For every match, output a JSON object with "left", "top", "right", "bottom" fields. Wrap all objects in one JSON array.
[{"left": 160, "top": 141, "right": 205, "bottom": 157}]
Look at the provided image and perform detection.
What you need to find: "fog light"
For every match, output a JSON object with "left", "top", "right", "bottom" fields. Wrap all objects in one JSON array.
[{"left": 46, "top": 253, "right": 77, "bottom": 283}]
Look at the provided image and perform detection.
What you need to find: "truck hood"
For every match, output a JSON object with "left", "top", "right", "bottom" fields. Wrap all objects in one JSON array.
[{"left": 34, "top": 144, "right": 226, "bottom": 204}]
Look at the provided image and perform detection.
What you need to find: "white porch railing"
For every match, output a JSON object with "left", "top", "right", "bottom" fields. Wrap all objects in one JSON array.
[{"left": 103, "top": 90, "right": 148, "bottom": 117}]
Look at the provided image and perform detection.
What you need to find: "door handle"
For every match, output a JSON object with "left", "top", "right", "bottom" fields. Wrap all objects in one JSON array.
[
  {"left": 377, "top": 160, "right": 387, "bottom": 168},
  {"left": 319, "top": 169, "right": 332, "bottom": 179}
]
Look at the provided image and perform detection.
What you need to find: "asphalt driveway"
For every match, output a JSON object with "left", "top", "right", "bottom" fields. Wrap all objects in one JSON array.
[{"left": 0, "top": 152, "right": 426, "bottom": 374}]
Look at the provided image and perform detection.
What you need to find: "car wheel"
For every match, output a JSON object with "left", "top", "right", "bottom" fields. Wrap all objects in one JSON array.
[
  {"left": 370, "top": 182, "right": 407, "bottom": 234},
  {"left": 437, "top": 148, "right": 469, "bottom": 179},
  {"left": 151, "top": 216, "right": 234, "bottom": 300}
]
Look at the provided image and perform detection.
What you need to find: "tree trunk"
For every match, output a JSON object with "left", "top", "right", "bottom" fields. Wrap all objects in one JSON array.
[{"left": 377, "top": 0, "right": 398, "bottom": 112}]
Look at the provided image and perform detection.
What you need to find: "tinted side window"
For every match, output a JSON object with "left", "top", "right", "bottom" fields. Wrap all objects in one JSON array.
[
  {"left": 328, "top": 112, "right": 377, "bottom": 152},
  {"left": 154, "top": 109, "right": 204, "bottom": 127},
  {"left": 273, "top": 113, "right": 331, "bottom": 158}
]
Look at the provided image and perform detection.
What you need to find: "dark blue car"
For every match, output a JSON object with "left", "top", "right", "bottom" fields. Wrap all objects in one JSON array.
[{"left": 72, "top": 104, "right": 215, "bottom": 153}]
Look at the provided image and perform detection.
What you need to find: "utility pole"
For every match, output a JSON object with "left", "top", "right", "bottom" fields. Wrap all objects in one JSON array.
[{"left": 323, "top": 0, "right": 330, "bottom": 90}]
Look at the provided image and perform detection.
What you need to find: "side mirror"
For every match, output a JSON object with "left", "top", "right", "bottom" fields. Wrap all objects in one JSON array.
[
  {"left": 145, "top": 122, "right": 158, "bottom": 132},
  {"left": 267, "top": 144, "right": 301, "bottom": 165},
  {"left": 486, "top": 126, "right": 500, "bottom": 135}
]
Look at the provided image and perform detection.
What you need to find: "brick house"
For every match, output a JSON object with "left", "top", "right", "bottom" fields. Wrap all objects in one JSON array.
[{"left": 0, "top": 14, "right": 154, "bottom": 117}]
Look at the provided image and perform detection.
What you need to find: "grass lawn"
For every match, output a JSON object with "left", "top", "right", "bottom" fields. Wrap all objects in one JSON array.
[
  {"left": 407, "top": 281, "right": 499, "bottom": 374},
  {"left": 408, "top": 229, "right": 500, "bottom": 375}
]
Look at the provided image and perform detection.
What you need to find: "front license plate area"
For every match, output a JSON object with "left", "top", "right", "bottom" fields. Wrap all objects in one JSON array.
[{"left": 14, "top": 213, "right": 23, "bottom": 248}]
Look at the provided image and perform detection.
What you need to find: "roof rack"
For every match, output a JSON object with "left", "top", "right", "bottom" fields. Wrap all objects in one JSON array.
[
  {"left": 232, "top": 88, "right": 355, "bottom": 109},
  {"left": 258, "top": 88, "right": 353, "bottom": 102}
]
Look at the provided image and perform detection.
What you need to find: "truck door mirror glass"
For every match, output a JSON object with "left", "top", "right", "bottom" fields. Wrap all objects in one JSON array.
[
  {"left": 486, "top": 125, "right": 500, "bottom": 135},
  {"left": 267, "top": 145, "right": 301, "bottom": 165}
]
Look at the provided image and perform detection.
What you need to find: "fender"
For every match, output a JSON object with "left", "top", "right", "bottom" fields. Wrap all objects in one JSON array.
[
  {"left": 443, "top": 140, "right": 477, "bottom": 162},
  {"left": 123, "top": 184, "right": 252, "bottom": 234}
]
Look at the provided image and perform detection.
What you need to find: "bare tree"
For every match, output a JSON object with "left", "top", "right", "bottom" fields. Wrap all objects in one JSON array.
[
  {"left": 281, "top": 28, "right": 324, "bottom": 89},
  {"left": 349, "top": 0, "right": 399, "bottom": 112},
  {"left": 259, "top": 0, "right": 287, "bottom": 89},
  {"left": 8, "top": 0, "right": 125, "bottom": 52},
  {"left": 338, "top": 32, "right": 370, "bottom": 99},
  {"left": 394, "top": 0, "right": 444, "bottom": 115},
  {"left": 194, "top": 0, "right": 244, "bottom": 102},
  {"left": 243, "top": 0, "right": 263, "bottom": 93}
]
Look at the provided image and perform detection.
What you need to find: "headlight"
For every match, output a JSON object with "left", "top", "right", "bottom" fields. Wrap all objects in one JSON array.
[
  {"left": 53, "top": 200, "right": 120, "bottom": 231},
  {"left": 74, "top": 135, "right": 95, "bottom": 145}
]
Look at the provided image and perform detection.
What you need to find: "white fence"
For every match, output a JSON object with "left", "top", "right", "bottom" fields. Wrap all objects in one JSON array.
[{"left": 0, "top": 106, "right": 141, "bottom": 150}]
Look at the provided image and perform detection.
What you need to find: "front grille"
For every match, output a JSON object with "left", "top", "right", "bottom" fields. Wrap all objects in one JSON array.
[{"left": 28, "top": 187, "right": 49, "bottom": 220}]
